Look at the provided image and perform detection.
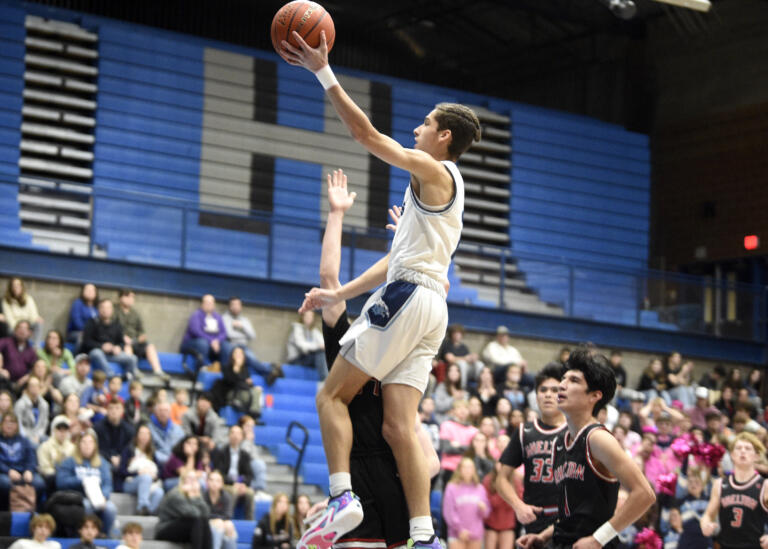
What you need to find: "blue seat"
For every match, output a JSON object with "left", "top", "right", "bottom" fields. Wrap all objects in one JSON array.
[
  {"left": 53, "top": 540, "right": 120, "bottom": 549},
  {"left": 262, "top": 408, "right": 319, "bottom": 429},
  {"left": 198, "top": 371, "right": 222, "bottom": 391},
  {"left": 220, "top": 406, "right": 243, "bottom": 426},
  {"left": 276, "top": 443, "right": 326, "bottom": 467},
  {"left": 11, "top": 512, "right": 30, "bottom": 536},
  {"left": 255, "top": 499, "right": 271, "bottom": 521},
  {"left": 270, "top": 378, "right": 318, "bottom": 396},
  {"left": 281, "top": 364, "right": 319, "bottom": 381},
  {"left": 254, "top": 425, "right": 286, "bottom": 448},
  {"left": 233, "top": 519, "right": 259, "bottom": 541},
  {"left": 301, "top": 462, "right": 329, "bottom": 492},
  {"left": 270, "top": 394, "right": 316, "bottom": 413}
]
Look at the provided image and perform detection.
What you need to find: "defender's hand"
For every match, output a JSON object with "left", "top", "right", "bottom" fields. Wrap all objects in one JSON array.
[
  {"left": 386, "top": 205, "right": 402, "bottom": 232},
  {"left": 328, "top": 169, "right": 356, "bottom": 213},
  {"left": 299, "top": 287, "right": 341, "bottom": 313}
]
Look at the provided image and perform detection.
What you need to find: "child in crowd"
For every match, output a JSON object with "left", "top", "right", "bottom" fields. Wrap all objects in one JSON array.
[
  {"left": 106, "top": 376, "right": 124, "bottom": 404},
  {"left": 116, "top": 523, "right": 143, "bottom": 549},
  {"left": 171, "top": 387, "right": 189, "bottom": 425}
]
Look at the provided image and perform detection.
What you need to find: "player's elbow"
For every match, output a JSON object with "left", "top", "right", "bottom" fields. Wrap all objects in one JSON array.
[
  {"left": 636, "top": 481, "right": 656, "bottom": 510},
  {"left": 427, "top": 456, "right": 441, "bottom": 479}
]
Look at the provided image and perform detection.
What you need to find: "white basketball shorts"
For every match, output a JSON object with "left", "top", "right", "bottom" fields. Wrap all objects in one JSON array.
[{"left": 338, "top": 280, "right": 447, "bottom": 393}]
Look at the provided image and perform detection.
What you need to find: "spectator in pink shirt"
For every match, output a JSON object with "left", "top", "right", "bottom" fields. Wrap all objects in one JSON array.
[
  {"left": 439, "top": 400, "right": 478, "bottom": 486},
  {"left": 442, "top": 457, "right": 490, "bottom": 549}
]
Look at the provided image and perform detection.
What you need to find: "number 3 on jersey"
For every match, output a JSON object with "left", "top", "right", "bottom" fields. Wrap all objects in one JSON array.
[
  {"left": 730, "top": 507, "right": 743, "bottom": 528},
  {"left": 530, "top": 457, "right": 554, "bottom": 483}
]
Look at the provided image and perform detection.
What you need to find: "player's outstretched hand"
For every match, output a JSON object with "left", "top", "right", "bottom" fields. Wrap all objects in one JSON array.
[
  {"left": 760, "top": 534, "right": 768, "bottom": 549},
  {"left": 299, "top": 287, "right": 341, "bottom": 313},
  {"left": 515, "top": 503, "right": 543, "bottom": 525},
  {"left": 386, "top": 205, "right": 402, "bottom": 232},
  {"left": 516, "top": 534, "right": 545, "bottom": 549},
  {"left": 572, "top": 536, "right": 601, "bottom": 549},
  {"left": 281, "top": 30, "right": 329, "bottom": 72},
  {"left": 328, "top": 169, "right": 356, "bottom": 213}
]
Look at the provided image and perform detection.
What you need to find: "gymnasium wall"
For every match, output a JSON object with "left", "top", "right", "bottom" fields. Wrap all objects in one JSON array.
[{"left": 0, "top": 0, "right": 650, "bottom": 296}]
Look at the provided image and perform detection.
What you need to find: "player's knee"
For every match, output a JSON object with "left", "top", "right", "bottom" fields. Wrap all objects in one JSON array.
[{"left": 381, "top": 416, "right": 413, "bottom": 448}]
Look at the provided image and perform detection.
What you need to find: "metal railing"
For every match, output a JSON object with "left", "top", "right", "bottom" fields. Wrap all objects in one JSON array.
[{"left": 4, "top": 176, "right": 766, "bottom": 342}]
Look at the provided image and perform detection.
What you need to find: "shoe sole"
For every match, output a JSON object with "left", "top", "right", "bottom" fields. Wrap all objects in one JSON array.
[{"left": 299, "top": 499, "right": 364, "bottom": 549}]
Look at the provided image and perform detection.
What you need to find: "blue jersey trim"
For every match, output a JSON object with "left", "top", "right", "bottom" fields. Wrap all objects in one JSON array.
[{"left": 365, "top": 280, "right": 419, "bottom": 330}]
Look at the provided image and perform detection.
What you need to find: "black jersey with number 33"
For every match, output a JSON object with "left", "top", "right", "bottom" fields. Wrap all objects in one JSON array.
[
  {"left": 499, "top": 419, "right": 566, "bottom": 533},
  {"left": 552, "top": 423, "right": 619, "bottom": 548},
  {"left": 717, "top": 473, "right": 768, "bottom": 549}
]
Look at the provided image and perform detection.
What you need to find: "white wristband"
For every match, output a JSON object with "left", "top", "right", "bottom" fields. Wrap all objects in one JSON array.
[
  {"left": 592, "top": 522, "right": 618, "bottom": 546},
  {"left": 315, "top": 65, "right": 338, "bottom": 90}
]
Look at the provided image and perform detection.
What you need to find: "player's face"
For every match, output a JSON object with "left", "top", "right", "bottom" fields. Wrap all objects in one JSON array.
[
  {"left": 536, "top": 378, "right": 560, "bottom": 415},
  {"left": 413, "top": 110, "right": 442, "bottom": 155},
  {"left": 731, "top": 440, "right": 758, "bottom": 467},
  {"left": 558, "top": 369, "right": 599, "bottom": 415}
]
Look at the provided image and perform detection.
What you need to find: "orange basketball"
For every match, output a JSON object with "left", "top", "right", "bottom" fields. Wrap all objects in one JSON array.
[{"left": 271, "top": 1, "right": 335, "bottom": 62}]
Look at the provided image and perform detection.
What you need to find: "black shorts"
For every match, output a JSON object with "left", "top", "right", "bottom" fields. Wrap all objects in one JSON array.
[
  {"left": 132, "top": 341, "right": 148, "bottom": 359},
  {"left": 337, "top": 453, "right": 409, "bottom": 549}
]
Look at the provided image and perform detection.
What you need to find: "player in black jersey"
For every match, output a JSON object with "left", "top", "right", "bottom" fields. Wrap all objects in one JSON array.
[
  {"left": 517, "top": 348, "right": 655, "bottom": 549},
  {"left": 497, "top": 363, "right": 566, "bottom": 534},
  {"left": 307, "top": 169, "right": 440, "bottom": 549},
  {"left": 700, "top": 432, "right": 768, "bottom": 549}
]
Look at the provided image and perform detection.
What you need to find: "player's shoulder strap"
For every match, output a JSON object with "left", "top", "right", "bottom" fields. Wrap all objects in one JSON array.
[{"left": 584, "top": 424, "right": 618, "bottom": 483}]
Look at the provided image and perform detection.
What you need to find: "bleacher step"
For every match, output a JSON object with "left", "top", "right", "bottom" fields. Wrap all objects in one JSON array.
[{"left": 268, "top": 480, "right": 325, "bottom": 498}]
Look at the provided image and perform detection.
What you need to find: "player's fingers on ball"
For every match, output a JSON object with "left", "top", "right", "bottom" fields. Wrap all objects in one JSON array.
[
  {"left": 280, "top": 40, "right": 300, "bottom": 54},
  {"left": 292, "top": 31, "right": 310, "bottom": 50}
]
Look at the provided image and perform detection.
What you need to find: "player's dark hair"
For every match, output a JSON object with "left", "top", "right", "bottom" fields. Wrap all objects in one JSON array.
[
  {"left": 535, "top": 362, "right": 564, "bottom": 390},
  {"left": 565, "top": 347, "right": 616, "bottom": 415},
  {"left": 434, "top": 103, "right": 481, "bottom": 159}
]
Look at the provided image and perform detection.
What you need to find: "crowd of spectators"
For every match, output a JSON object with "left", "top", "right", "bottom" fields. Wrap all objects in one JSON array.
[
  {"left": 419, "top": 329, "right": 768, "bottom": 549},
  {"left": 3, "top": 276, "right": 768, "bottom": 549}
]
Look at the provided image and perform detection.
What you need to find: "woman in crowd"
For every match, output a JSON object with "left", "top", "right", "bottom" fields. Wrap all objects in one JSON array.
[
  {"left": 291, "top": 494, "right": 312, "bottom": 545},
  {"left": 205, "top": 470, "right": 238, "bottom": 549},
  {"left": 54, "top": 392, "right": 91, "bottom": 439},
  {"left": 493, "top": 398, "right": 512, "bottom": 434},
  {"left": 162, "top": 434, "right": 205, "bottom": 491},
  {"left": 118, "top": 424, "right": 164, "bottom": 515},
  {"left": 56, "top": 430, "right": 118, "bottom": 536},
  {"left": 442, "top": 457, "right": 490, "bottom": 549},
  {"left": 715, "top": 385, "right": 736, "bottom": 419},
  {"left": 637, "top": 357, "right": 669, "bottom": 403},
  {"left": 0, "top": 389, "right": 13, "bottom": 416},
  {"left": 37, "top": 329, "right": 75, "bottom": 377},
  {"left": 8, "top": 513, "right": 60, "bottom": 549},
  {"left": 495, "top": 364, "right": 526, "bottom": 411},
  {"left": 482, "top": 464, "right": 515, "bottom": 549},
  {"left": 439, "top": 400, "right": 479, "bottom": 487},
  {"left": 467, "top": 396, "right": 484, "bottom": 427},
  {"left": 471, "top": 366, "right": 499, "bottom": 417},
  {"left": 2, "top": 277, "right": 44, "bottom": 346},
  {"left": 156, "top": 469, "right": 213, "bottom": 549},
  {"left": 66, "top": 283, "right": 98, "bottom": 347},
  {"left": 464, "top": 431, "right": 494, "bottom": 481},
  {"left": 0, "top": 411, "right": 46, "bottom": 505},
  {"left": 213, "top": 346, "right": 262, "bottom": 418},
  {"left": 433, "top": 363, "right": 467, "bottom": 423},
  {"left": 478, "top": 416, "right": 502, "bottom": 460},
  {"left": 254, "top": 492, "right": 293, "bottom": 549},
  {"left": 26, "top": 359, "right": 62, "bottom": 409}
]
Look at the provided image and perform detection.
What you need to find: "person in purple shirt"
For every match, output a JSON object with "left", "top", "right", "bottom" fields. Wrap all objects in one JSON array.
[
  {"left": 0, "top": 320, "right": 38, "bottom": 387},
  {"left": 180, "top": 294, "right": 231, "bottom": 373}
]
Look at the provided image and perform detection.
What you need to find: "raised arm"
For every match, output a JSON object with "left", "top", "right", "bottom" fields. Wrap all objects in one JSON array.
[
  {"left": 319, "top": 169, "right": 355, "bottom": 325},
  {"left": 580, "top": 429, "right": 656, "bottom": 548},
  {"left": 281, "top": 32, "right": 447, "bottom": 186}
]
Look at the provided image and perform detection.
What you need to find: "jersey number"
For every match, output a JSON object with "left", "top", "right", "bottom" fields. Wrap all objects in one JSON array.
[
  {"left": 730, "top": 507, "right": 743, "bottom": 528},
  {"left": 530, "top": 458, "right": 554, "bottom": 483}
]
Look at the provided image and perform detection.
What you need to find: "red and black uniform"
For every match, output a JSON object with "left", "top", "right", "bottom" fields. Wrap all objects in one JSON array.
[
  {"left": 323, "top": 309, "right": 409, "bottom": 549},
  {"left": 551, "top": 423, "right": 619, "bottom": 548},
  {"left": 717, "top": 473, "right": 768, "bottom": 549},
  {"left": 499, "top": 419, "right": 566, "bottom": 533}
]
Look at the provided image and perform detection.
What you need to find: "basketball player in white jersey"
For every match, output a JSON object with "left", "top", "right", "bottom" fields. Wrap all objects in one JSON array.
[{"left": 281, "top": 31, "right": 481, "bottom": 549}]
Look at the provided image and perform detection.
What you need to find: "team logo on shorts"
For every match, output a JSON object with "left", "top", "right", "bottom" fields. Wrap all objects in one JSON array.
[{"left": 370, "top": 299, "right": 390, "bottom": 320}]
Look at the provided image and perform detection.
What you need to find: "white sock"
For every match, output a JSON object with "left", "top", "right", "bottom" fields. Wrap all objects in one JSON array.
[
  {"left": 329, "top": 472, "right": 352, "bottom": 498},
  {"left": 409, "top": 516, "right": 434, "bottom": 541}
]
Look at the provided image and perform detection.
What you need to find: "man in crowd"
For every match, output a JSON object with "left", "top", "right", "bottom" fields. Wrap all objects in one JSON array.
[
  {"left": 685, "top": 387, "right": 720, "bottom": 431},
  {"left": 94, "top": 399, "right": 135, "bottom": 474},
  {"left": 149, "top": 400, "right": 184, "bottom": 467},
  {"left": 81, "top": 299, "right": 139, "bottom": 380},
  {"left": 58, "top": 353, "right": 92, "bottom": 398},
  {"left": 212, "top": 424, "right": 256, "bottom": 520},
  {"left": 37, "top": 415, "right": 75, "bottom": 491},
  {"left": 180, "top": 294, "right": 230, "bottom": 373},
  {"left": 483, "top": 326, "right": 524, "bottom": 384},
  {"left": 115, "top": 289, "right": 170, "bottom": 382},
  {"left": 181, "top": 392, "right": 227, "bottom": 451},
  {"left": 14, "top": 375, "right": 49, "bottom": 446},
  {"left": 438, "top": 324, "right": 483, "bottom": 388},
  {"left": 0, "top": 320, "right": 37, "bottom": 387}
]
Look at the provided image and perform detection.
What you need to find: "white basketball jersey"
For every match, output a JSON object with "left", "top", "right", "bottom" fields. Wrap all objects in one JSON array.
[{"left": 387, "top": 160, "right": 464, "bottom": 294}]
